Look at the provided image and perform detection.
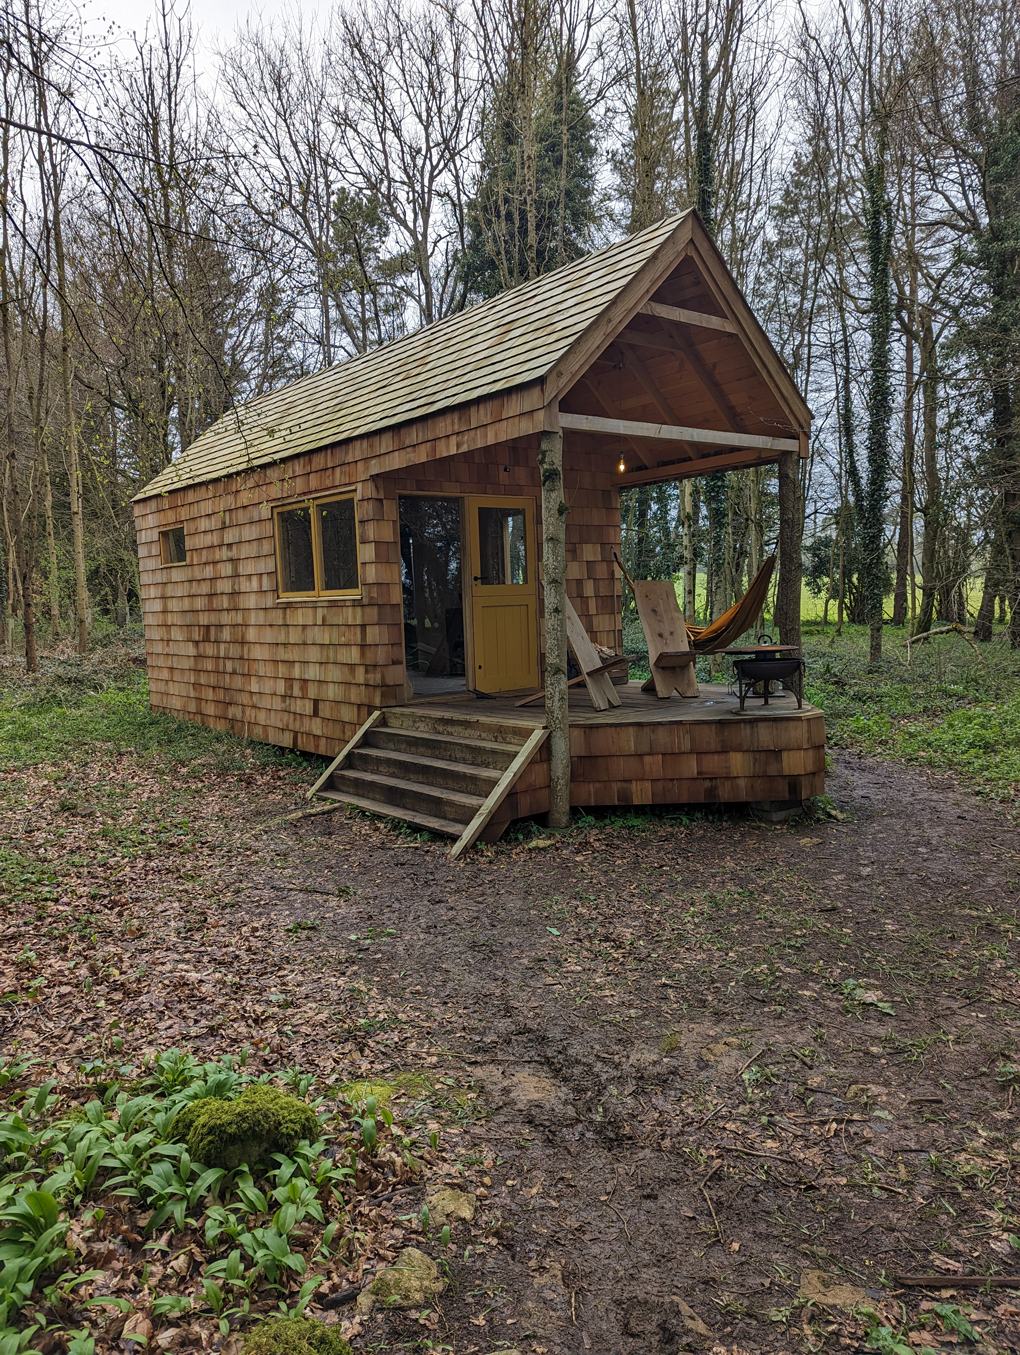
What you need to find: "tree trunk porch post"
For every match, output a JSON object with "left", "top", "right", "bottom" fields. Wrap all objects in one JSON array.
[{"left": 538, "top": 407, "right": 570, "bottom": 830}]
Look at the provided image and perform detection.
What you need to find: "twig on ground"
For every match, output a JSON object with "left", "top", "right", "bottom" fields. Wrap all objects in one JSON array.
[
  {"left": 695, "top": 1100, "right": 729, "bottom": 1129},
  {"left": 902, "top": 623, "right": 984, "bottom": 662},
  {"left": 895, "top": 1275, "right": 1020, "bottom": 1289},
  {"left": 606, "top": 1200, "right": 632, "bottom": 1242},
  {"left": 736, "top": 1047, "right": 765, "bottom": 1079},
  {"left": 700, "top": 1183, "right": 725, "bottom": 1249}
]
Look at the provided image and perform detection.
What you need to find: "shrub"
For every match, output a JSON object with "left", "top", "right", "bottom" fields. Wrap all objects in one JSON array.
[
  {"left": 170, "top": 1085, "right": 319, "bottom": 1171},
  {"left": 242, "top": 1317, "right": 352, "bottom": 1355}
]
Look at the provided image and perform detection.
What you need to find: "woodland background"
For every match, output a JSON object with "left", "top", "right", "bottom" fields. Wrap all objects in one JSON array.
[{"left": 1, "top": 0, "right": 1018, "bottom": 671}]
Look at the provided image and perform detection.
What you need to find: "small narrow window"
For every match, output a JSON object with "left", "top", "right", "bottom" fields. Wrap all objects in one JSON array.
[
  {"left": 159, "top": 527, "right": 187, "bottom": 565},
  {"left": 274, "top": 494, "right": 360, "bottom": 598},
  {"left": 318, "top": 497, "right": 358, "bottom": 592},
  {"left": 277, "top": 505, "right": 316, "bottom": 594}
]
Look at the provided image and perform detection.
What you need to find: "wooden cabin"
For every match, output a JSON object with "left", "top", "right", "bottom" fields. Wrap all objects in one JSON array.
[{"left": 133, "top": 210, "right": 823, "bottom": 844}]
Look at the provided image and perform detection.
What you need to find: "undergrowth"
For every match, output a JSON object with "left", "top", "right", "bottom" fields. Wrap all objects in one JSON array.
[
  {"left": 0, "top": 1048, "right": 426, "bottom": 1351},
  {"left": 803, "top": 622, "right": 1020, "bottom": 800},
  {"left": 0, "top": 638, "right": 309, "bottom": 775}
]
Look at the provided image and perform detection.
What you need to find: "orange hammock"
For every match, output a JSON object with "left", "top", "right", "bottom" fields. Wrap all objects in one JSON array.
[{"left": 687, "top": 555, "right": 775, "bottom": 652}]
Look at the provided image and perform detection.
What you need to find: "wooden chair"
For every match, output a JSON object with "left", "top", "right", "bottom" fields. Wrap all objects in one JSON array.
[
  {"left": 516, "top": 594, "right": 628, "bottom": 711},
  {"left": 630, "top": 579, "right": 699, "bottom": 699}
]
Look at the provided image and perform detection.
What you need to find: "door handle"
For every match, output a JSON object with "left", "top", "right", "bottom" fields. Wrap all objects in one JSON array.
[{"left": 472, "top": 575, "right": 489, "bottom": 582}]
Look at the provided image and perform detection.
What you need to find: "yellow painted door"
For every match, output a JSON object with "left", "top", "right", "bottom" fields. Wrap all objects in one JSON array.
[{"left": 467, "top": 496, "right": 539, "bottom": 693}]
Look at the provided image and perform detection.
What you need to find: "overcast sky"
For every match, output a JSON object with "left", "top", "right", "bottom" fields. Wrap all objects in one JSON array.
[{"left": 81, "top": 0, "right": 291, "bottom": 66}]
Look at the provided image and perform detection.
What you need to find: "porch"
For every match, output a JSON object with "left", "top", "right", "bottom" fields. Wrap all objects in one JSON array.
[{"left": 311, "top": 681, "right": 826, "bottom": 850}]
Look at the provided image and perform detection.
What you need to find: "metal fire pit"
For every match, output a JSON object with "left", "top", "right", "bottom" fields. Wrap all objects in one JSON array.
[{"left": 733, "top": 656, "right": 804, "bottom": 712}]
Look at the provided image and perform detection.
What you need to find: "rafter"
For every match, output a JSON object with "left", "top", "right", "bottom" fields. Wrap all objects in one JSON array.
[
  {"left": 617, "top": 343, "right": 681, "bottom": 427},
  {"left": 657, "top": 318, "right": 749, "bottom": 432},
  {"left": 616, "top": 342, "right": 703, "bottom": 462}
]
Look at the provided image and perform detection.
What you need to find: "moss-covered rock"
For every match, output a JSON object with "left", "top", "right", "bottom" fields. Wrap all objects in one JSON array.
[
  {"left": 242, "top": 1317, "right": 352, "bottom": 1355},
  {"left": 355, "top": 1246, "right": 446, "bottom": 1315},
  {"left": 170, "top": 1085, "right": 319, "bottom": 1171}
]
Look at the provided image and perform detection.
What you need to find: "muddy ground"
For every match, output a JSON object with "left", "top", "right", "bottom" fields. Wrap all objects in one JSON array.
[{"left": 7, "top": 747, "right": 1020, "bottom": 1353}]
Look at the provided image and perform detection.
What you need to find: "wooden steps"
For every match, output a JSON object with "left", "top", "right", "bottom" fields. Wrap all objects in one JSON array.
[{"left": 308, "top": 707, "right": 548, "bottom": 855}]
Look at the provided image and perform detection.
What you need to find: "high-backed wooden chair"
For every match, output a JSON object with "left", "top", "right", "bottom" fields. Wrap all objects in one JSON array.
[
  {"left": 517, "top": 593, "right": 628, "bottom": 711},
  {"left": 629, "top": 579, "right": 699, "bottom": 698}
]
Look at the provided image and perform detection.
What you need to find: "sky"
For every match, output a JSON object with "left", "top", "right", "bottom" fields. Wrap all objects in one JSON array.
[{"left": 80, "top": 0, "right": 291, "bottom": 65}]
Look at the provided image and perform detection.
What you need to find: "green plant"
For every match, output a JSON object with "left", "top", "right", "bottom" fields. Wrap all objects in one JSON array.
[
  {"left": 0, "top": 1188, "right": 71, "bottom": 1320},
  {"left": 840, "top": 977, "right": 895, "bottom": 1016},
  {"left": 932, "top": 1304, "right": 978, "bottom": 1341},
  {"left": 0, "top": 1059, "right": 35, "bottom": 1094},
  {"left": 0, "top": 1050, "right": 364, "bottom": 1344}
]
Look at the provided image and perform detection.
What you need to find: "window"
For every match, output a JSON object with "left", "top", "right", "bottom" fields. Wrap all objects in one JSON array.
[
  {"left": 159, "top": 527, "right": 187, "bottom": 565},
  {"left": 274, "top": 494, "right": 360, "bottom": 598},
  {"left": 476, "top": 505, "right": 527, "bottom": 585}
]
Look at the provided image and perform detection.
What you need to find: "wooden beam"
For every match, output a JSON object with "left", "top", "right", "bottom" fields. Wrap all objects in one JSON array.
[
  {"left": 579, "top": 375, "right": 654, "bottom": 467},
  {"left": 639, "top": 301, "right": 736, "bottom": 333},
  {"left": 307, "top": 710, "right": 383, "bottom": 798},
  {"left": 612, "top": 446, "right": 777, "bottom": 487},
  {"left": 560, "top": 411, "right": 799, "bottom": 453},
  {"left": 610, "top": 322, "right": 750, "bottom": 434}
]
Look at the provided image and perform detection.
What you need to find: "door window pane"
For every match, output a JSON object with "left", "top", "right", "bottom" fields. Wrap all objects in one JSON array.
[
  {"left": 277, "top": 506, "right": 315, "bottom": 593},
  {"left": 319, "top": 497, "right": 358, "bottom": 592},
  {"left": 477, "top": 506, "right": 527, "bottom": 586}
]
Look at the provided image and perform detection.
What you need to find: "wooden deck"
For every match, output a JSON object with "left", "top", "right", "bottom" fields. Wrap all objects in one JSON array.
[{"left": 395, "top": 681, "right": 826, "bottom": 816}]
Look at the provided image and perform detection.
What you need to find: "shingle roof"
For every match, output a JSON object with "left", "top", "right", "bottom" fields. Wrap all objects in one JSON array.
[{"left": 135, "top": 212, "right": 689, "bottom": 499}]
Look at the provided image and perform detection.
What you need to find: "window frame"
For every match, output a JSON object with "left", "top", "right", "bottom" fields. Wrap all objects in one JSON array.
[
  {"left": 159, "top": 526, "right": 188, "bottom": 566},
  {"left": 273, "top": 492, "right": 361, "bottom": 600}
]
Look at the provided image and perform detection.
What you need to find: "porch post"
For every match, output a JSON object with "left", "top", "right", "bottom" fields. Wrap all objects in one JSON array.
[
  {"left": 538, "top": 410, "right": 570, "bottom": 830},
  {"left": 776, "top": 448, "right": 803, "bottom": 650}
]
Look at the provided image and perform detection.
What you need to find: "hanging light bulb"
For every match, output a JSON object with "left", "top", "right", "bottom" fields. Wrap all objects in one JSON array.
[{"left": 617, "top": 456, "right": 626, "bottom": 474}]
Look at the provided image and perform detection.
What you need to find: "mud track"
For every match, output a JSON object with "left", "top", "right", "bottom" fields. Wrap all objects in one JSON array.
[{"left": 272, "top": 751, "right": 1020, "bottom": 1353}]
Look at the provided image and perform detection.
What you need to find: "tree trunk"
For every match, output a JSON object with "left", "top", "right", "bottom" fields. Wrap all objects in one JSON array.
[
  {"left": 892, "top": 330, "right": 915, "bottom": 626},
  {"left": 776, "top": 450, "right": 803, "bottom": 652},
  {"left": 34, "top": 17, "right": 88, "bottom": 656},
  {"left": 41, "top": 446, "right": 59, "bottom": 638},
  {"left": 0, "top": 137, "right": 36, "bottom": 671},
  {"left": 915, "top": 310, "right": 941, "bottom": 636},
  {"left": 538, "top": 423, "right": 569, "bottom": 831},
  {"left": 862, "top": 149, "right": 894, "bottom": 664},
  {"left": 681, "top": 478, "right": 696, "bottom": 620},
  {"left": 974, "top": 525, "right": 1005, "bottom": 640}
]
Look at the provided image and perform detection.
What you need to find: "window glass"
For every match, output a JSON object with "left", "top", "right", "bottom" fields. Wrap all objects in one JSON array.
[
  {"left": 400, "top": 496, "right": 464, "bottom": 679},
  {"left": 277, "top": 506, "right": 315, "bottom": 593},
  {"left": 319, "top": 497, "right": 359, "bottom": 592},
  {"left": 160, "top": 527, "right": 187, "bottom": 565},
  {"left": 477, "top": 506, "right": 527, "bottom": 585}
]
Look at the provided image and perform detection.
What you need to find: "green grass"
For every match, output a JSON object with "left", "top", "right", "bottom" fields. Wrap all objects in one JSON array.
[
  {"left": 803, "top": 621, "right": 1020, "bottom": 800},
  {"left": 0, "top": 639, "right": 309, "bottom": 774}
]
